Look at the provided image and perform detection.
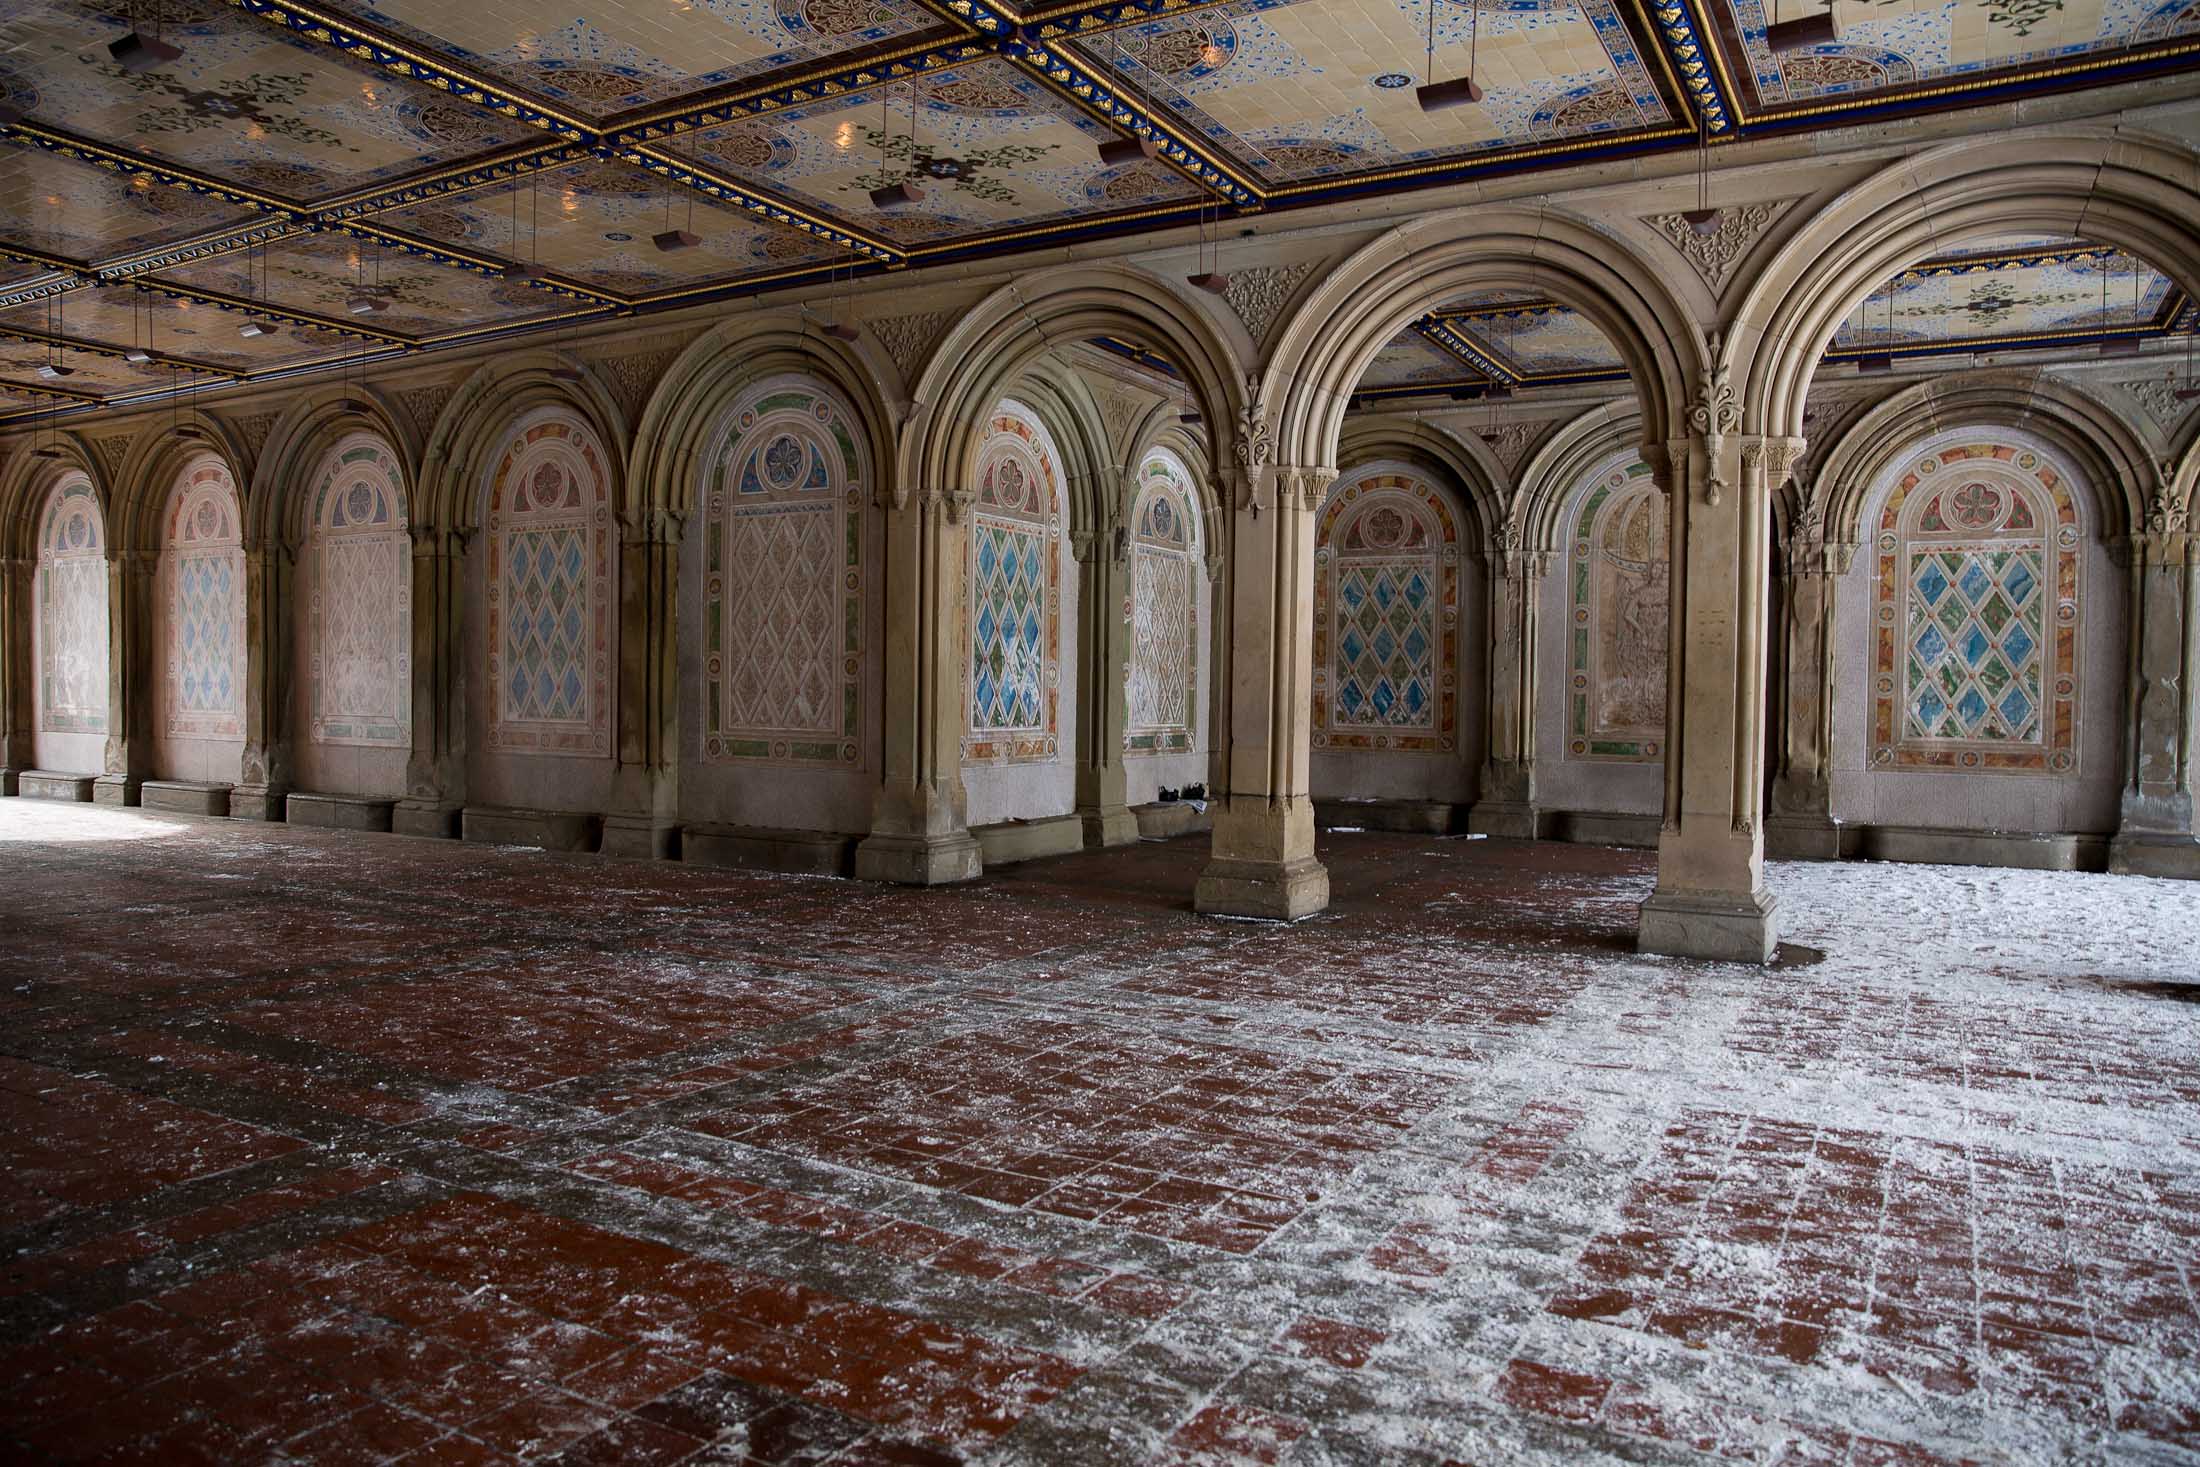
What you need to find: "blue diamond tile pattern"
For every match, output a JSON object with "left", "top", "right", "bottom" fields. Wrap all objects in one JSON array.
[
  {"left": 1333, "top": 563, "right": 1435, "bottom": 731},
  {"left": 1904, "top": 545, "right": 2045, "bottom": 743},
  {"left": 173, "top": 554, "right": 237, "bottom": 714},
  {"left": 503, "top": 525, "right": 591, "bottom": 724},
  {"left": 971, "top": 518, "right": 1046, "bottom": 732}
]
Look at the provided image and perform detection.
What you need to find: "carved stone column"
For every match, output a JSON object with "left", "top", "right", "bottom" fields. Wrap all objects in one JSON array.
[
  {"left": 855, "top": 484, "right": 982, "bottom": 884},
  {"left": 1635, "top": 403, "right": 1803, "bottom": 964},
  {"left": 1196, "top": 461, "right": 1330, "bottom": 920},
  {"left": 93, "top": 549, "right": 155, "bottom": 806},
  {"left": 0, "top": 556, "right": 31, "bottom": 792},
  {"left": 1470, "top": 532, "right": 1547, "bottom": 839},
  {"left": 1765, "top": 530, "right": 1851, "bottom": 860},
  {"left": 603, "top": 507, "right": 683, "bottom": 859},
  {"left": 393, "top": 525, "right": 466, "bottom": 838},
  {"left": 230, "top": 542, "right": 293, "bottom": 820},
  {"left": 1072, "top": 474, "right": 1137, "bottom": 848},
  {"left": 2109, "top": 519, "right": 2199, "bottom": 877}
]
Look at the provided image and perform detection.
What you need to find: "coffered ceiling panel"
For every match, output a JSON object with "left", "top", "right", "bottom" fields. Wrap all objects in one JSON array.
[
  {"left": 1709, "top": 0, "right": 2199, "bottom": 121},
  {"left": 1360, "top": 329, "right": 1474, "bottom": 386},
  {"left": 1829, "top": 244, "right": 2181, "bottom": 351},
  {"left": 316, "top": 0, "right": 955, "bottom": 120},
  {"left": 0, "top": 284, "right": 364, "bottom": 374},
  {"left": 681, "top": 62, "right": 1211, "bottom": 246},
  {"left": 144, "top": 232, "right": 583, "bottom": 339},
  {"left": 373, "top": 157, "right": 846, "bottom": 295},
  {"left": 1444, "top": 294, "right": 1627, "bottom": 375},
  {"left": 0, "top": 332, "right": 228, "bottom": 399},
  {"left": 1073, "top": 0, "right": 1677, "bottom": 189},
  {"left": 0, "top": 0, "right": 541, "bottom": 199},
  {"left": 0, "top": 139, "right": 261, "bottom": 264}
]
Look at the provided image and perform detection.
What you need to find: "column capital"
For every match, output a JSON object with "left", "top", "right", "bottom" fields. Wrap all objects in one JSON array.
[{"left": 1741, "top": 435, "right": 1809, "bottom": 489}]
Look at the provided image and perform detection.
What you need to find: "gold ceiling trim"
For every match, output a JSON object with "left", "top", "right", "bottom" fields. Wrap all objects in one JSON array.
[
  {"left": 0, "top": 326, "right": 236, "bottom": 380},
  {"left": 1262, "top": 124, "right": 1692, "bottom": 199}
]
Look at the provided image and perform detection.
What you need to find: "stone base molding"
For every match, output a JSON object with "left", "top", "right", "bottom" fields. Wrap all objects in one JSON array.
[
  {"left": 1638, "top": 888, "right": 1780, "bottom": 964},
  {"left": 853, "top": 831, "right": 983, "bottom": 886},
  {"left": 392, "top": 800, "right": 462, "bottom": 840}
]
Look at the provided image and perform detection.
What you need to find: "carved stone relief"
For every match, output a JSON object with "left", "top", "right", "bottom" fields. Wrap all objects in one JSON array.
[{"left": 1647, "top": 200, "right": 1797, "bottom": 294}]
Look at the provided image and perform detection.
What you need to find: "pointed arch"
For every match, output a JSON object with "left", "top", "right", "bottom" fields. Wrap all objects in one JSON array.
[
  {"left": 1126, "top": 446, "right": 1203, "bottom": 755},
  {"left": 156, "top": 454, "right": 247, "bottom": 745},
  {"left": 33, "top": 471, "right": 110, "bottom": 740},
  {"left": 252, "top": 384, "right": 421, "bottom": 548},
  {"left": 418, "top": 350, "right": 628, "bottom": 531}
]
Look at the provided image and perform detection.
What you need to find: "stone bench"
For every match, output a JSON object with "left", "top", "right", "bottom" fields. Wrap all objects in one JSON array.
[
  {"left": 461, "top": 805, "right": 599, "bottom": 853},
  {"left": 140, "top": 780, "right": 232, "bottom": 817},
  {"left": 286, "top": 792, "right": 395, "bottom": 833},
  {"left": 1855, "top": 825, "right": 2105, "bottom": 873},
  {"left": 1545, "top": 810, "right": 1661, "bottom": 850},
  {"left": 18, "top": 770, "right": 97, "bottom": 802},
  {"left": 1133, "top": 801, "right": 1211, "bottom": 840},
  {"left": 682, "top": 824, "right": 859, "bottom": 876},
  {"left": 1314, "top": 798, "right": 1459, "bottom": 835},
  {"left": 971, "top": 814, "right": 1084, "bottom": 866}
]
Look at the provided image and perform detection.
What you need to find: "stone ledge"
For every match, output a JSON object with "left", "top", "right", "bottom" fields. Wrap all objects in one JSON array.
[
  {"left": 972, "top": 814, "right": 1085, "bottom": 867},
  {"left": 1134, "top": 802, "right": 1212, "bottom": 840},
  {"left": 461, "top": 806, "right": 600, "bottom": 853},
  {"left": 18, "top": 770, "right": 97, "bottom": 803},
  {"left": 1314, "top": 798, "right": 1459, "bottom": 835},
  {"left": 2108, "top": 834, "right": 2200, "bottom": 880},
  {"left": 1546, "top": 810, "right": 1662, "bottom": 850},
  {"left": 286, "top": 792, "right": 395, "bottom": 833},
  {"left": 1854, "top": 825, "right": 2107, "bottom": 873},
  {"left": 141, "top": 780, "right": 231, "bottom": 817},
  {"left": 683, "top": 824, "right": 857, "bottom": 877}
]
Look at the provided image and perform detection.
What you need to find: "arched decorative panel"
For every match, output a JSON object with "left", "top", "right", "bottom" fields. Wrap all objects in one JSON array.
[
  {"left": 161, "top": 457, "right": 245, "bottom": 740},
  {"left": 484, "top": 411, "right": 614, "bottom": 757},
  {"left": 1565, "top": 455, "right": 1664, "bottom": 763},
  {"left": 306, "top": 433, "right": 411, "bottom": 748},
  {"left": 35, "top": 475, "right": 108, "bottom": 735},
  {"left": 964, "top": 403, "right": 1062, "bottom": 764},
  {"left": 1125, "top": 449, "right": 1199, "bottom": 755},
  {"left": 1312, "top": 468, "right": 1459, "bottom": 753},
  {"left": 701, "top": 375, "right": 866, "bottom": 766},
  {"left": 1870, "top": 439, "right": 2081, "bottom": 774}
]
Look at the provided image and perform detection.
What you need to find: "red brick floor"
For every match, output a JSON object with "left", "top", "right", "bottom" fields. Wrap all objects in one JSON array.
[{"left": 1, "top": 802, "right": 2196, "bottom": 1464}]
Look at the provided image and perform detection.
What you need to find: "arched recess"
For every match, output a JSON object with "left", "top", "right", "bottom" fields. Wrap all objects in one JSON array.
[
  {"left": 1007, "top": 357, "right": 1114, "bottom": 544},
  {"left": 1124, "top": 444, "right": 1211, "bottom": 806},
  {"left": 1266, "top": 206, "right": 1701, "bottom": 473},
  {"left": 961, "top": 399, "right": 1072, "bottom": 828},
  {"left": 30, "top": 471, "right": 111, "bottom": 775},
  {"left": 1517, "top": 407, "right": 1666, "bottom": 824},
  {"left": 1308, "top": 460, "right": 1476, "bottom": 807},
  {"left": 152, "top": 453, "right": 248, "bottom": 786},
  {"left": 1826, "top": 422, "right": 2127, "bottom": 837},
  {"left": 0, "top": 437, "right": 106, "bottom": 782},
  {"left": 1338, "top": 416, "right": 1506, "bottom": 547},
  {"left": 1731, "top": 130, "right": 2200, "bottom": 442}
]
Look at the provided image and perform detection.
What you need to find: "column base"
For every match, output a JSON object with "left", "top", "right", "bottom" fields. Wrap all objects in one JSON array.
[
  {"left": 601, "top": 814, "right": 678, "bottom": 860},
  {"left": 1078, "top": 806, "right": 1140, "bottom": 849},
  {"left": 1765, "top": 814, "right": 1842, "bottom": 861},
  {"left": 227, "top": 785, "right": 287, "bottom": 822},
  {"left": 853, "top": 831, "right": 982, "bottom": 886},
  {"left": 0, "top": 767, "right": 18, "bottom": 797},
  {"left": 1195, "top": 856, "right": 1330, "bottom": 921},
  {"left": 392, "top": 799, "right": 461, "bottom": 839},
  {"left": 1467, "top": 800, "right": 1538, "bottom": 840},
  {"left": 91, "top": 774, "right": 140, "bottom": 807},
  {"left": 2107, "top": 833, "right": 2200, "bottom": 880},
  {"left": 1638, "top": 888, "right": 1780, "bottom": 964}
]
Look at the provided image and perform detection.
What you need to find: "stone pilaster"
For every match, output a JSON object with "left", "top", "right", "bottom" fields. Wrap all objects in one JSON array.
[
  {"left": 1635, "top": 394, "right": 1802, "bottom": 964},
  {"left": 2109, "top": 519, "right": 2199, "bottom": 878},
  {"left": 0, "top": 557, "right": 31, "bottom": 792},
  {"left": 604, "top": 507, "right": 683, "bottom": 858},
  {"left": 1765, "top": 530, "right": 1852, "bottom": 860},
  {"left": 855, "top": 483, "right": 982, "bottom": 884},
  {"left": 230, "top": 543, "right": 293, "bottom": 821},
  {"left": 1470, "top": 532, "right": 1547, "bottom": 839},
  {"left": 394, "top": 525, "right": 465, "bottom": 838},
  {"left": 93, "top": 550, "right": 155, "bottom": 806},
  {"left": 1072, "top": 472, "right": 1137, "bottom": 849},
  {"left": 1196, "top": 461, "right": 1330, "bottom": 920}
]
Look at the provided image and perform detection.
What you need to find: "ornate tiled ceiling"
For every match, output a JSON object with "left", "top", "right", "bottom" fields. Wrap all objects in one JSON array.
[
  {"left": 1355, "top": 245, "right": 2195, "bottom": 401},
  {"left": 0, "top": 0, "right": 2193, "bottom": 418}
]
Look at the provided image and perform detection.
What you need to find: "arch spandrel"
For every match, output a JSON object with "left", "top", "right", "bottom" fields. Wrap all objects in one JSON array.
[
  {"left": 1728, "top": 131, "right": 2200, "bottom": 441},
  {"left": 112, "top": 413, "right": 251, "bottom": 555},
  {"left": 0, "top": 434, "right": 104, "bottom": 561}
]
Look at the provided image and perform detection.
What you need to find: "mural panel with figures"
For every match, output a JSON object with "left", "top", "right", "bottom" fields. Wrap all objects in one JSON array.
[
  {"left": 307, "top": 435, "right": 410, "bottom": 749},
  {"left": 1126, "top": 450, "right": 1200, "bottom": 755},
  {"left": 1567, "top": 455, "right": 1665, "bottom": 762},
  {"left": 703, "top": 375, "right": 866, "bottom": 767},
  {"left": 965, "top": 404, "right": 1062, "bottom": 764},
  {"left": 1871, "top": 438, "right": 2082, "bottom": 774},
  {"left": 1312, "top": 469, "right": 1459, "bottom": 754},
  {"left": 161, "top": 458, "right": 246, "bottom": 741},
  {"left": 35, "top": 476, "right": 108, "bottom": 736},
  {"left": 484, "top": 412, "right": 615, "bottom": 757}
]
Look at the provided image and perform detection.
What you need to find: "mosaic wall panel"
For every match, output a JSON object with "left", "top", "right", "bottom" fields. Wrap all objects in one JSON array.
[
  {"left": 1566, "top": 455, "right": 1665, "bottom": 762},
  {"left": 484, "top": 413, "right": 614, "bottom": 757},
  {"left": 1871, "top": 439, "right": 2082, "bottom": 774},
  {"left": 1126, "top": 450, "right": 1200, "bottom": 755},
  {"left": 306, "top": 434, "right": 410, "bottom": 749},
  {"left": 160, "top": 458, "right": 245, "bottom": 741},
  {"left": 34, "top": 475, "right": 108, "bottom": 736},
  {"left": 702, "top": 375, "right": 866, "bottom": 767},
  {"left": 964, "top": 403, "right": 1062, "bottom": 764},
  {"left": 1312, "top": 469, "right": 1459, "bottom": 754}
]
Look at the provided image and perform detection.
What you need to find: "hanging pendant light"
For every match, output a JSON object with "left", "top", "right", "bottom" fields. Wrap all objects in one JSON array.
[
  {"left": 1418, "top": 0, "right": 1484, "bottom": 111},
  {"left": 124, "top": 285, "right": 152, "bottom": 362},
  {"left": 110, "top": 3, "right": 183, "bottom": 72},
  {"left": 38, "top": 294, "right": 74, "bottom": 377},
  {"left": 1186, "top": 200, "right": 1230, "bottom": 294},
  {"left": 1765, "top": 0, "right": 1839, "bottom": 53},
  {"left": 871, "top": 83, "right": 926, "bottom": 210},
  {"left": 502, "top": 170, "right": 547, "bottom": 277},
  {"left": 1096, "top": 31, "right": 1161, "bottom": 166},
  {"left": 653, "top": 139, "right": 702, "bottom": 251},
  {"left": 1680, "top": 113, "right": 1718, "bottom": 235}
]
